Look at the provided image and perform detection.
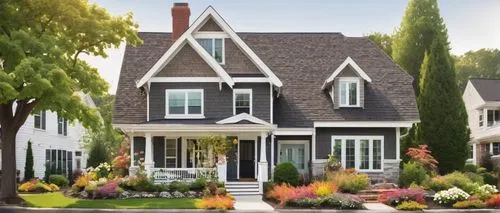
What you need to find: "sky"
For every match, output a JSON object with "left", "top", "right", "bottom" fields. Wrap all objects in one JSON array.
[{"left": 83, "top": 0, "right": 500, "bottom": 94}]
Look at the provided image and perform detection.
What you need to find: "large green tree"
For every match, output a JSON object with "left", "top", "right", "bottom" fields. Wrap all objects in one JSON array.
[
  {"left": 455, "top": 49, "right": 500, "bottom": 90},
  {"left": 366, "top": 32, "right": 393, "bottom": 57},
  {"left": 392, "top": 0, "right": 449, "bottom": 94},
  {"left": 417, "top": 38, "right": 469, "bottom": 174},
  {"left": 0, "top": 0, "right": 140, "bottom": 201}
]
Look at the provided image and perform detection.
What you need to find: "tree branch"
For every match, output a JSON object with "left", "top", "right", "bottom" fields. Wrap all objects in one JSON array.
[
  {"left": 12, "top": 99, "right": 38, "bottom": 131},
  {"left": 37, "top": 15, "right": 54, "bottom": 38},
  {"left": 0, "top": 25, "right": 11, "bottom": 39}
]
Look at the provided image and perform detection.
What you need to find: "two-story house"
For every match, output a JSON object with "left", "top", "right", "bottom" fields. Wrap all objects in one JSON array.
[
  {"left": 0, "top": 93, "right": 93, "bottom": 179},
  {"left": 113, "top": 3, "right": 419, "bottom": 194},
  {"left": 463, "top": 78, "right": 500, "bottom": 165}
]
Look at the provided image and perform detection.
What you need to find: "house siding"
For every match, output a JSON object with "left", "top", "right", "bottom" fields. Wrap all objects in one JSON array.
[
  {"left": 315, "top": 127, "right": 397, "bottom": 160},
  {"left": 155, "top": 44, "right": 217, "bottom": 77},
  {"left": 198, "top": 18, "right": 223, "bottom": 31},
  {"left": 222, "top": 38, "right": 262, "bottom": 75},
  {"left": 149, "top": 82, "right": 271, "bottom": 123}
]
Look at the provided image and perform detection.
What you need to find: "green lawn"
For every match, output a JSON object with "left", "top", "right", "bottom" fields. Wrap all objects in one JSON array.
[{"left": 20, "top": 192, "right": 199, "bottom": 209}]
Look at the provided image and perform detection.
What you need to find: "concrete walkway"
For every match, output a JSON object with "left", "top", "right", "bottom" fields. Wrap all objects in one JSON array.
[
  {"left": 233, "top": 195, "right": 274, "bottom": 211},
  {"left": 364, "top": 203, "right": 397, "bottom": 212}
]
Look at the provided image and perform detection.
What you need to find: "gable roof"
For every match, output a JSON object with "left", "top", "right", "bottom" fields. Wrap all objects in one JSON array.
[
  {"left": 322, "top": 56, "right": 372, "bottom": 89},
  {"left": 470, "top": 78, "right": 500, "bottom": 102},
  {"left": 113, "top": 32, "right": 419, "bottom": 126},
  {"left": 135, "top": 6, "right": 282, "bottom": 88}
]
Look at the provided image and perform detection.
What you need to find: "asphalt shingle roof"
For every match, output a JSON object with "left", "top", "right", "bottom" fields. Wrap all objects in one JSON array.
[
  {"left": 470, "top": 78, "right": 500, "bottom": 102},
  {"left": 113, "top": 32, "right": 419, "bottom": 127}
]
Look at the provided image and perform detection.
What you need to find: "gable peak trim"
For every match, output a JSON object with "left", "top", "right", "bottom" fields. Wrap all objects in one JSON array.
[
  {"left": 322, "top": 57, "right": 372, "bottom": 90},
  {"left": 216, "top": 113, "right": 271, "bottom": 126}
]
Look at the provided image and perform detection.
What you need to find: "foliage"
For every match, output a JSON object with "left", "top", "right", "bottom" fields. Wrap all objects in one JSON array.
[
  {"left": 97, "top": 181, "right": 120, "bottom": 199},
  {"left": 48, "top": 175, "right": 69, "bottom": 187},
  {"left": 425, "top": 176, "right": 452, "bottom": 192},
  {"left": 481, "top": 172, "right": 498, "bottom": 185},
  {"left": 434, "top": 187, "right": 470, "bottom": 206},
  {"left": 417, "top": 38, "right": 470, "bottom": 174},
  {"left": 86, "top": 142, "right": 110, "bottom": 169},
  {"left": 396, "top": 201, "right": 428, "bottom": 211},
  {"left": 406, "top": 145, "right": 438, "bottom": 172},
  {"left": 366, "top": 32, "right": 392, "bottom": 57},
  {"left": 273, "top": 162, "right": 300, "bottom": 186},
  {"left": 326, "top": 170, "right": 369, "bottom": 193},
  {"left": 89, "top": 94, "right": 125, "bottom": 157},
  {"left": 464, "top": 164, "right": 479, "bottom": 173},
  {"left": 189, "top": 178, "right": 207, "bottom": 191},
  {"left": 18, "top": 179, "right": 59, "bottom": 193},
  {"left": 324, "top": 154, "right": 342, "bottom": 172},
  {"left": 465, "top": 172, "right": 484, "bottom": 185},
  {"left": 455, "top": 49, "right": 500, "bottom": 90},
  {"left": 453, "top": 199, "right": 486, "bottom": 209},
  {"left": 480, "top": 152, "right": 494, "bottom": 172},
  {"left": 74, "top": 176, "right": 90, "bottom": 189},
  {"left": 0, "top": 0, "right": 140, "bottom": 200},
  {"left": 88, "top": 163, "right": 111, "bottom": 179},
  {"left": 309, "top": 181, "right": 337, "bottom": 197},
  {"left": 284, "top": 193, "right": 364, "bottom": 209},
  {"left": 486, "top": 194, "right": 500, "bottom": 208},
  {"left": 399, "top": 162, "right": 428, "bottom": 187},
  {"left": 425, "top": 171, "right": 479, "bottom": 193},
  {"left": 392, "top": 0, "right": 449, "bottom": 94},
  {"left": 24, "top": 141, "right": 35, "bottom": 181},
  {"left": 377, "top": 189, "right": 425, "bottom": 206},
  {"left": 472, "top": 184, "right": 498, "bottom": 201},
  {"left": 111, "top": 137, "right": 130, "bottom": 177},
  {"left": 196, "top": 135, "right": 230, "bottom": 167},
  {"left": 195, "top": 195, "right": 234, "bottom": 210}
]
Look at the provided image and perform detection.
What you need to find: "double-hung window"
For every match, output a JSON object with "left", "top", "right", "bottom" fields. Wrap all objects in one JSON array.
[
  {"left": 196, "top": 38, "right": 224, "bottom": 64},
  {"left": 57, "top": 114, "right": 68, "bottom": 136},
  {"left": 34, "top": 111, "right": 46, "bottom": 130},
  {"left": 339, "top": 78, "right": 360, "bottom": 107},
  {"left": 165, "top": 89, "right": 204, "bottom": 119},
  {"left": 331, "top": 136, "right": 384, "bottom": 171},
  {"left": 479, "top": 111, "right": 484, "bottom": 127},
  {"left": 165, "top": 138, "right": 177, "bottom": 168},
  {"left": 233, "top": 89, "right": 252, "bottom": 115}
]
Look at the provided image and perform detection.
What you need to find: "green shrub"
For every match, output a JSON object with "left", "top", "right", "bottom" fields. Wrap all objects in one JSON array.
[
  {"left": 86, "top": 141, "right": 109, "bottom": 168},
  {"left": 24, "top": 141, "right": 35, "bottom": 181},
  {"left": 465, "top": 172, "right": 484, "bottom": 185},
  {"left": 453, "top": 199, "right": 486, "bottom": 209},
  {"left": 396, "top": 201, "right": 428, "bottom": 211},
  {"left": 328, "top": 171, "right": 369, "bottom": 194},
  {"left": 48, "top": 175, "right": 69, "bottom": 187},
  {"left": 273, "top": 162, "right": 299, "bottom": 186},
  {"left": 425, "top": 176, "right": 452, "bottom": 192},
  {"left": 399, "top": 162, "right": 427, "bottom": 187},
  {"left": 170, "top": 181, "right": 190, "bottom": 193},
  {"left": 132, "top": 177, "right": 155, "bottom": 192},
  {"left": 481, "top": 173, "right": 498, "bottom": 185},
  {"left": 477, "top": 167, "right": 488, "bottom": 174},
  {"left": 444, "top": 172, "right": 477, "bottom": 194},
  {"left": 263, "top": 182, "right": 275, "bottom": 195},
  {"left": 154, "top": 184, "right": 169, "bottom": 192},
  {"left": 190, "top": 178, "right": 207, "bottom": 190},
  {"left": 481, "top": 153, "right": 494, "bottom": 172},
  {"left": 464, "top": 164, "right": 479, "bottom": 173}
]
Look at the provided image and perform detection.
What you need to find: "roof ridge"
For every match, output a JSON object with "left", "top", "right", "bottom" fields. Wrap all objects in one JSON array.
[{"left": 470, "top": 77, "right": 500, "bottom": 81}]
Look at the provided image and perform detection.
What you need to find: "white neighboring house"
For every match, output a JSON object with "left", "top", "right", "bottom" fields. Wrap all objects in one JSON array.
[
  {"left": 463, "top": 78, "right": 500, "bottom": 165},
  {"left": 0, "top": 93, "right": 96, "bottom": 179}
]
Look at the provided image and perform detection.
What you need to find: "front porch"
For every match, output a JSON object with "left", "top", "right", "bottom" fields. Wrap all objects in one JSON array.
[{"left": 125, "top": 124, "right": 272, "bottom": 189}]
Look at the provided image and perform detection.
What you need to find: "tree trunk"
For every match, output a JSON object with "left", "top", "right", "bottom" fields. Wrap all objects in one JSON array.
[{"left": 0, "top": 127, "right": 19, "bottom": 202}]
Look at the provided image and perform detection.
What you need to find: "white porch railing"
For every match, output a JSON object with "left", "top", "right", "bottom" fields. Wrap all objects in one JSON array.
[{"left": 150, "top": 168, "right": 217, "bottom": 183}]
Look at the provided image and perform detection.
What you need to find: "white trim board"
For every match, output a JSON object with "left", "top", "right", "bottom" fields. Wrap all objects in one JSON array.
[
  {"left": 136, "top": 6, "right": 283, "bottom": 88},
  {"left": 149, "top": 77, "right": 270, "bottom": 83},
  {"left": 216, "top": 113, "right": 272, "bottom": 126},
  {"left": 314, "top": 121, "right": 418, "bottom": 128},
  {"left": 322, "top": 57, "right": 372, "bottom": 90},
  {"left": 273, "top": 128, "right": 314, "bottom": 136},
  {"left": 233, "top": 89, "right": 253, "bottom": 115}
]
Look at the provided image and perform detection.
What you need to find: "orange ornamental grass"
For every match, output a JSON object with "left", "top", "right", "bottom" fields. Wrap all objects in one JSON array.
[
  {"left": 267, "top": 182, "right": 338, "bottom": 205},
  {"left": 486, "top": 194, "right": 500, "bottom": 208},
  {"left": 309, "top": 181, "right": 337, "bottom": 197},
  {"left": 196, "top": 195, "right": 234, "bottom": 210}
]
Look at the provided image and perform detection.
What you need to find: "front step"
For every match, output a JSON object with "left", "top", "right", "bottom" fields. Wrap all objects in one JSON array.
[{"left": 226, "top": 181, "right": 260, "bottom": 196}]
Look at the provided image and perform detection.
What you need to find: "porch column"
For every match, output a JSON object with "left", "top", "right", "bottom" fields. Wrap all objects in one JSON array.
[
  {"left": 144, "top": 133, "right": 154, "bottom": 176},
  {"left": 129, "top": 134, "right": 134, "bottom": 168},
  {"left": 258, "top": 132, "right": 269, "bottom": 183}
]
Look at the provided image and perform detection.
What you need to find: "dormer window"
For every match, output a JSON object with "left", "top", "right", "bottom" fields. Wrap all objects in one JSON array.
[
  {"left": 339, "top": 78, "right": 360, "bottom": 107},
  {"left": 196, "top": 38, "right": 224, "bottom": 64}
]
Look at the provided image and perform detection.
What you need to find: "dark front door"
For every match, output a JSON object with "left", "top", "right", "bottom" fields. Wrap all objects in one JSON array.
[{"left": 239, "top": 140, "right": 255, "bottom": 179}]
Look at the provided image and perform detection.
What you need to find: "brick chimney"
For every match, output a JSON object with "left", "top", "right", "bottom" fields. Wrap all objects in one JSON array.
[{"left": 171, "top": 2, "right": 190, "bottom": 40}]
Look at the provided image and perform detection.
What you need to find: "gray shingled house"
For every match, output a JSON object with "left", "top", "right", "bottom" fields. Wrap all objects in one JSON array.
[{"left": 113, "top": 4, "right": 419, "bottom": 195}]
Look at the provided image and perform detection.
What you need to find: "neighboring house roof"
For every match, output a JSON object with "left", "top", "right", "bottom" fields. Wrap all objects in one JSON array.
[
  {"left": 113, "top": 32, "right": 419, "bottom": 127},
  {"left": 469, "top": 78, "right": 500, "bottom": 102}
]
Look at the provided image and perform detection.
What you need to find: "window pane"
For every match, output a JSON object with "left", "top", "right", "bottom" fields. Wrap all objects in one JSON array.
[
  {"left": 493, "top": 143, "right": 500, "bottom": 155},
  {"left": 333, "top": 139, "right": 342, "bottom": 161},
  {"left": 214, "top": 39, "right": 223, "bottom": 63},
  {"left": 34, "top": 115, "right": 41, "bottom": 129},
  {"left": 360, "top": 139, "right": 369, "bottom": 170},
  {"left": 166, "top": 159, "right": 176, "bottom": 168},
  {"left": 165, "top": 139, "right": 177, "bottom": 168},
  {"left": 340, "top": 82, "right": 347, "bottom": 105},
  {"left": 349, "top": 82, "right": 357, "bottom": 105},
  {"left": 280, "top": 144, "right": 305, "bottom": 170},
  {"left": 496, "top": 110, "right": 500, "bottom": 122},
  {"left": 168, "top": 91, "right": 185, "bottom": 114},
  {"left": 187, "top": 92, "right": 202, "bottom": 114},
  {"left": 345, "top": 139, "right": 355, "bottom": 169},
  {"left": 488, "top": 110, "right": 494, "bottom": 126},
  {"left": 197, "top": 39, "right": 213, "bottom": 54},
  {"left": 373, "top": 140, "right": 382, "bottom": 170},
  {"left": 297, "top": 147, "right": 305, "bottom": 169},
  {"left": 58, "top": 116, "right": 63, "bottom": 134},
  {"left": 235, "top": 93, "right": 250, "bottom": 114}
]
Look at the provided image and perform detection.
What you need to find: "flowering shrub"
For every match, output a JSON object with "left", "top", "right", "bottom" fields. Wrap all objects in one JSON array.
[
  {"left": 434, "top": 187, "right": 470, "bottom": 206},
  {"left": 97, "top": 177, "right": 108, "bottom": 186},
  {"left": 475, "top": 184, "right": 498, "bottom": 195},
  {"left": 267, "top": 184, "right": 296, "bottom": 204},
  {"left": 396, "top": 201, "right": 428, "bottom": 211},
  {"left": 285, "top": 193, "right": 364, "bottom": 209},
  {"left": 112, "top": 138, "right": 130, "bottom": 177},
  {"left": 98, "top": 181, "right": 120, "bottom": 198},
  {"left": 309, "top": 181, "right": 337, "bottom": 197},
  {"left": 453, "top": 199, "right": 486, "bottom": 209},
  {"left": 486, "top": 194, "right": 500, "bottom": 208},
  {"left": 425, "top": 172, "right": 478, "bottom": 194},
  {"left": 377, "top": 189, "right": 425, "bottom": 206},
  {"left": 87, "top": 163, "right": 111, "bottom": 179},
  {"left": 196, "top": 195, "right": 234, "bottom": 210},
  {"left": 18, "top": 179, "right": 59, "bottom": 192},
  {"left": 326, "top": 170, "right": 369, "bottom": 193},
  {"left": 406, "top": 145, "right": 438, "bottom": 172},
  {"left": 84, "top": 181, "right": 98, "bottom": 193}
]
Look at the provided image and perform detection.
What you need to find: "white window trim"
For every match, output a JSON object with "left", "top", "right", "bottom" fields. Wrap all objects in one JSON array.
[
  {"left": 233, "top": 89, "right": 253, "bottom": 115},
  {"left": 34, "top": 111, "right": 45, "bottom": 130},
  {"left": 165, "top": 89, "right": 205, "bottom": 119},
  {"left": 479, "top": 110, "right": 484, "bottom": 127},
  {"left": 331, "top": 135, "right": 384, "bottom": 172},
  {"left": 277, "top": 140, "right": 309, "bottom": 173},
  {"left": 338, "top": 77, "right": 361, "bottom": 107},
  {"left": 196, "top": 38, "right": 225, "bottom": 65},
  {"left": 164, "top": 138, "right": 178, "bottom": 168},
  {"left": 57, "top": 115, "right": 67, "bottom": 136}
]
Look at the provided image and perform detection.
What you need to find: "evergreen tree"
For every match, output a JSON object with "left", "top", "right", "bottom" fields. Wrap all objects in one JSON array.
[
  {"left": 86, "top": 141, "right": 109, "bottom": 168},
  {"left": 417, "top": 38, "right": 469, "bottom": 174},
  {"left": 23, "top": 141, "right": 34, "bottom": 181},
  {"left": 392, "top": 0, "right": 449, "bottom": 95}
]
